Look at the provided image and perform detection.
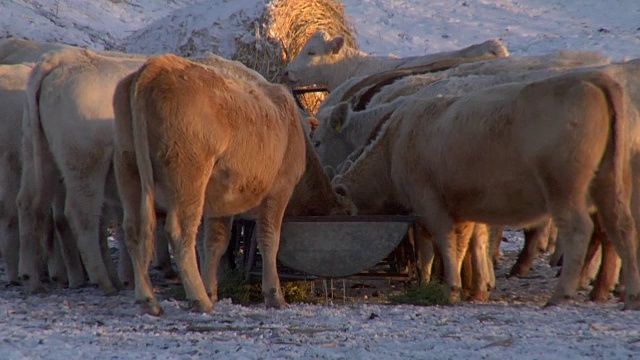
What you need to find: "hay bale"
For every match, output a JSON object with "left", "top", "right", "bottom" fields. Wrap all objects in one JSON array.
[{"left": 232, "top": 0, "right": 357, "bottom": 114}]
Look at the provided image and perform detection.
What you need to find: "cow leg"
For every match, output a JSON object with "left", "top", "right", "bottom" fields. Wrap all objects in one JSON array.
[
  {"left": 470, "top": 223, "right": 493, "bottom": 301},
  {"left": 590, "top": 223, "right": 620, "bottom": 302},
  {"left": 17, "top": 145, "right": 55, "bottom": 293},
  {"left": 546, "top": 204, "right": 594, "bottom": 307},
  {"left": 579, "top": 219, "right": 603, "bottom": 290},
  {"left": 153, "top": 219, "right": 175, "bottom": 279},
  {"left": 415, "top": 195, "right": 462, "bottom": 303},
  {"left": 46, "top": 216, "right": 67, "bottom": 285},
  {"left": 414, "top": 222, "right": 435, "bottom": 283},
  {"left": 64, "top": 179, "right": 118, "bottom": 295},
  {"left": 488, "top": 226, "right": 503, "bottom": 269},
  {"left": 201, "top": 216, "right": 232, "bottom": 303},
  {"left": 510, "top": 219, "right": 552, "bottom": 278},
  {"left": 590, "top": 170, "right": 640, "bottom": 310},
  {"left": 455, "top": 223, "right": 474, "bottom": 298},
  {"left": 165, "top": 209, "right": 211, "bottom": 313},
  {"left": 257, "top": 189, "right": 293, "bottom": 309},
  {"left": 116, "top": 222, "right": 133, "bottom": 288},
  {"left": 114, "top": 152, "right": 159, "bottom": 315},
  {"left": 0, "top": 214, "right": 19, "bottom": 285},
  {"left": 0, "top": 153, "right": 20, "bottom": 285},
  {"left": 51, "top": 182, "right": 85, "bottom": 288},
  {"left": 161, "top": 162, "right": 213, "bottom": 313},
  {"left": 98, "top": 206, "right": 122, "bottom": 290}
]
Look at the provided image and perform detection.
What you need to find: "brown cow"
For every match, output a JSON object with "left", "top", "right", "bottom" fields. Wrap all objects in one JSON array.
[
  {"left": 113, "top": 54, "right": 310, "bottom": 315},
  {"left": 333, "top": 71, "right": 640, "bottom": 309}
]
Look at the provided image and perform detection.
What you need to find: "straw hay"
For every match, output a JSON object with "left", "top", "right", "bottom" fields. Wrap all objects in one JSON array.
[{"left": 232, "top": 0, "right": 357, "bottom": 114}]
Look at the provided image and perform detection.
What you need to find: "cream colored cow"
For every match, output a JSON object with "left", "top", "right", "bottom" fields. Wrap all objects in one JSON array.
[
  {"left": 283, "top": 30, "right": 509, "bottom": 91},
  {"left": 333, "top": 71, "right": 640, "bottom": 309}
]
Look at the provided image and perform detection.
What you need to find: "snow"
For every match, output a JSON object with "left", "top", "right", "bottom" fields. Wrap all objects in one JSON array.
[{"left": 2, "top": 0, "right": 640, "bottom": 358}]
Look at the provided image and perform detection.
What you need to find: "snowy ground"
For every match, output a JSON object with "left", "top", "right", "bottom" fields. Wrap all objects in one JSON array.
[{"left": 2, "top": 0, "right": 640, "bottom": 359}]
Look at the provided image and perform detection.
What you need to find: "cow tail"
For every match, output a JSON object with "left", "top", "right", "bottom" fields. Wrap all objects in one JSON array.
[
  {"left": 24, "top": 51, "right": 67, "bottom": 203},
  {"left": 594, "top": 73, "right": 630, "bottom": 206},
  {"left": 129, "top": 69, "right": 157, "bottom": 263}
]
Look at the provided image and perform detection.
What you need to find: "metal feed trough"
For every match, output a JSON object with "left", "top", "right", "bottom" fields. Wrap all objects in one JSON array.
[{"left": 278, "top": 215, "right": 416, "bottom": 278}]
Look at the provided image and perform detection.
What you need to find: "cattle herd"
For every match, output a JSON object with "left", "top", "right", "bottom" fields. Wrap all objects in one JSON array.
[{"left": 1, "top": 30, "right": 640, "bottom": 316}]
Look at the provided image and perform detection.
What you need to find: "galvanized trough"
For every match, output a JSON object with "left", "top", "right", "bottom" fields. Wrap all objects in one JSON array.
[{"left": 277, "top": 215, "right": 416, "bottom": 277}]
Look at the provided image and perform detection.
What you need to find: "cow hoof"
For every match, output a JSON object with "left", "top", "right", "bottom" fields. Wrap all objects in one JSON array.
[
  {"left": 469, "top": 290, "right": 490, "bottom": 302},
  {"left": 6, "top": 280, "right": 21, "bottom": 288},
  {"left": 508, "top": 265, "right": 530, "bottom": 278},
  {"left": 138, "top": 298, "right": 164, "bottom": 316},
  {"left": 264, "top": 288, "right": 287, "bottom": 309},
  {"left": 544, "top": 294, "right": 573, "bottom": 308},
  {"left": 447, "top": 286, "right": 462, "bottom": 304},
  {"left": 189, "top": 299, "right": 214, "bottom": 313},
  {"left": 589, "top": 289, "right": 612, "bottom": 303},
  {"left": 67, "top": 277, "right": 86, "bottom": 289},
  {"left": 100, "top": 284, "right": 119, "bottom": 296},
  {"left": 622, "top": 293, "right": 640, "bottom": 310}
]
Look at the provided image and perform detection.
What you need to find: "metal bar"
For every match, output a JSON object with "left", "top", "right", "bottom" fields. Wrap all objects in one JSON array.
[{"left": 283, "top": 214, "right": 416, "bottom": 223}]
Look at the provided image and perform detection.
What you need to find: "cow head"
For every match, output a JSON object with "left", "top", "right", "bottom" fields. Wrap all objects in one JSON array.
[
  {"left": 283, "top": 30, "right": 346, "bottom": 88},
  {"left": 311, "top": 102, "right": 356, "bottom": 170}
]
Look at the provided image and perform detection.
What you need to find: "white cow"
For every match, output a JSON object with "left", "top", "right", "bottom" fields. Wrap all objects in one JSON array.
[
  {"left": 333, "top": 71, "right": 640, "bottom": 309},
  {"left": 284, "top": 30, "right": 509, "bottom": 91},
  {"left": 0, "top": 63, "right": 84, "bottom": 287},
  {"left": 0, "top": 63, "right": 33, "bottom": 284},
  {"left": 314, "top": 51, "right": 611, "bottom": 170},
  {"left": 18, "top": 49, "right": 146, "bottom": 294}
]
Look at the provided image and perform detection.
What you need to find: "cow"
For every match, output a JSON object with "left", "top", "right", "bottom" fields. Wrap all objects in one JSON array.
[
  {"left": 0, "top": 63, "right": 33, "bottom": 285},
  {"left": 332, "top": 71, "right": 640, "bottom": 309},
  {"left": 18, "top": 49, "right": 146, "bottom": 294},
  {"left": 313, "top": 51, "right": 611, "bottom": 170},
  {"left": 283, "top": 30, "right": 509, "bottom": 91},
  {"left": 112, "top": 54, "right": 347, "bottom": 315},
  {"left": 0, "top": 37, "right": 150, "bottom": 67},
  {"left": 0, "top": 62, "right": 84, "bottom": 287}
]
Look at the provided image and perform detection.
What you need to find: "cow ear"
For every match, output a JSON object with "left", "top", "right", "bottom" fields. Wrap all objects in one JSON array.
[
  {"left": 329, "top": 102, "right": 350, "bottom": 132},
  {"left": 334, "top": 184, "right": 348, "bottom": 197},
  {"left": 323, "top": 166, "right": 336, "bottom": 179},
  {"left": 328, "top": 36, "right": 345, "bottom": 54},
  {"left": 307, "top": 117, "right": 320, "bottom": 136}
]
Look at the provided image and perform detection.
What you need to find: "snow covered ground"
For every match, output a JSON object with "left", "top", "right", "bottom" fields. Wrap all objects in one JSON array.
[{"left": 2, "top": 0, "right": 640, "bottom": 358}]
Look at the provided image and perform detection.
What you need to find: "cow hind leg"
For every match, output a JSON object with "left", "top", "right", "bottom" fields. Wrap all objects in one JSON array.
[
  {"left": 165, "top": 207, "right": 212, "bottom": 313},
  {"left": 257, "top": 183, "right": 298, "bottom": 309},
  {"left": 590, "top": 184, "right": 640, "bottom": 310},
  {"left": 470, "top": 223, "right": 493, "bottom": 302},
  {"left": 114, "top": 152, "right": 158, "bottom": 314},
  {"left": 201, "top": 216, "right": 232, "bottom": 303},
  {"left": 163, "top": 167, "right": 214, "bottom": 313},
  {"left": 64, "top": 187, "right": 118, "bottom": 295},
  {"left": 590, "top": 227, "right": 620, "bottom": 302},
  {"left": 51, "top": 184, "right": 85, "bottom": 288},
  {"left": 510, "top": 220, "right": 552, "bottom": 278},
  {"left": 17, "top": 180, "right": 52, "bottom": 293},
  {"left": 0, "top": 213, "right": 19, "bottom": 285}
]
